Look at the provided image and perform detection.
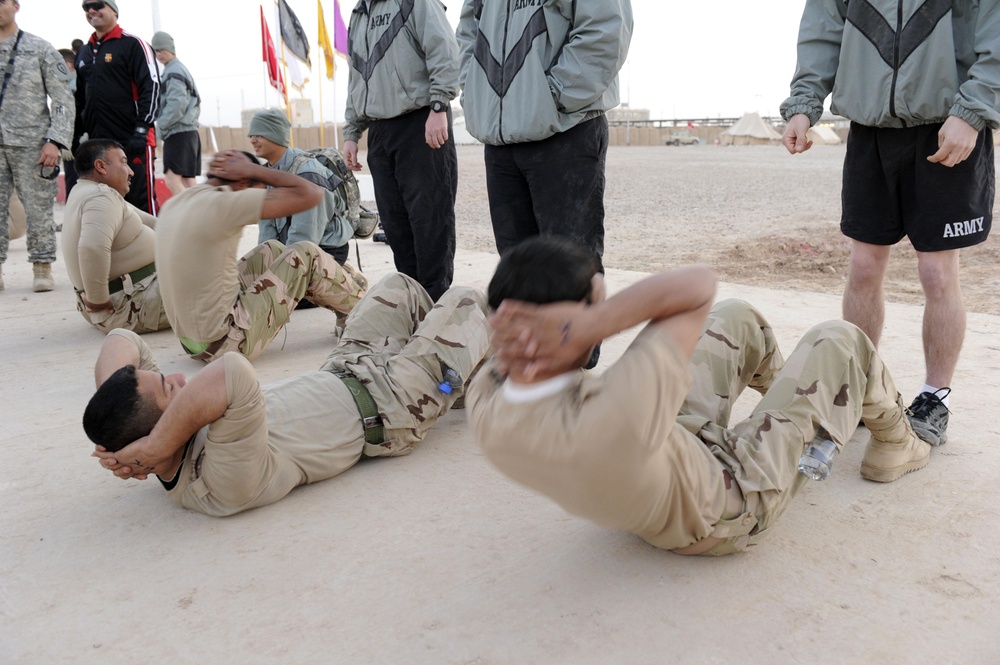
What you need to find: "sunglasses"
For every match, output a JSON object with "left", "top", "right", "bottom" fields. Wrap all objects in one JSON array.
[
  {"left": 38, "top": 164, "right": 61, "bottom": 181},
  {"left": 82, "top": 2, "right": 106, "bottom": 12}
]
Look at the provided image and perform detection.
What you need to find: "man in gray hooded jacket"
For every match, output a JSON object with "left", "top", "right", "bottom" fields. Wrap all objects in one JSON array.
[
  {"left": 457, "top": 0, "right": 633, "bottom": 273},
  {"left": 151, "top": 31, "right": 200, "bottom": 195},
  {"left": 780, "top": 0, "right": 1000, "bottom": 449},
  {"left": 343, "top": 0, "right": 459, "bottom": 301}
]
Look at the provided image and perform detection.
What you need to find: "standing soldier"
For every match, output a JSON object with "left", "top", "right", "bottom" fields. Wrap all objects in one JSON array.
[
  {"left": 0, "top": 0, "right": 75, "bottom": 292},
  {"left": 74, "top": 0, "right": 160, "bottom": 215},
  {"left": 343, "top": 0, "right": 459, "bottom": 301},
  {"left": 780, "top": 0, "right": 1000, "bottom": 447},
  {"left": 151, "top": 31, "right": 201, "bottom": 195}
]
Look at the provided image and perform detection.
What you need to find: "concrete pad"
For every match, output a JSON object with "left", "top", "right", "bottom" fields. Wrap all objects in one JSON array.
[{"left": 1, "top": 227, "right": 998, "bottom": 663}]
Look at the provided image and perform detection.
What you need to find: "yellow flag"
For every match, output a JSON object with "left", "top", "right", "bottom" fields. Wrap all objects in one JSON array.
[{"left": 318, "top": 0, "right": 335, "bottom": 80}]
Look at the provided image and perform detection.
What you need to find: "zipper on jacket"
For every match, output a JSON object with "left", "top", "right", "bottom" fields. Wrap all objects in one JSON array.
[
  {"left": 889, "top": 0, "right": 901, "bottom": 121},
  {"left": 363, "top": 5, "right": 372, "bottom": 120},
  {"left": 497, "top": 0, "right": 513, "bottom": 145}
]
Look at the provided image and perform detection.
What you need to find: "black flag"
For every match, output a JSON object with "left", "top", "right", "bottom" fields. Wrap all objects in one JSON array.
[{"left": 278, "top": 0, "right": 311, "bottom": 68}]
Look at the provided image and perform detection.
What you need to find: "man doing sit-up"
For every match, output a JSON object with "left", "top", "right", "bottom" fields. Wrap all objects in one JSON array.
[{"left": 468, "top": 237, "right": 931, "bottom": 556}]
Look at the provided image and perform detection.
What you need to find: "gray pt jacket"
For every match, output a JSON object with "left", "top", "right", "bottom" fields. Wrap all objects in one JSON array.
[
  {"left": 456, "top": 0, "right": 633, "bottom": 145},
  {"left": 781, "top": 0, "right": 1000, "bottom": 131},
  {"left": 343, "top": 0, "right": 460, "bottom": 143},
  {"left": 157, "top": 58, "right": 200, "bottom": 139}
]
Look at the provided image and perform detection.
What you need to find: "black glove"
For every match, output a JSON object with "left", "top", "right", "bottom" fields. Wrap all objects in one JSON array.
[{"left": 126, "top": 126, "right": 149, "bottom": 153}]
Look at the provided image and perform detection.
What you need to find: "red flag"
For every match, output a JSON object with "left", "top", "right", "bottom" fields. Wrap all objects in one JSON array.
[
  {"left": 687, "top": 121, "right": 696, "bottom": 129},
  {"left": 261, "top": 5, "right": 285, "bottom": 95}
]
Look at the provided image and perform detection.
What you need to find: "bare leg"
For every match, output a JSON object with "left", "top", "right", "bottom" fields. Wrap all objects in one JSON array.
[
  {"left": 843, "top": 240, "right": 891, "bottom": 347},
  {"left": 163, "top": 170, "right": 184, "bottom": 196},
  {"left": 181, "top": 177, "right": 197, "bottom": 189},
  {"left": 916, "top": 249, "right": 964, "bottom": 388}
]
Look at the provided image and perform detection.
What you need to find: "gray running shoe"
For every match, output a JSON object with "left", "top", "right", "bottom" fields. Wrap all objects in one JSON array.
[{"left": 906, "top": 388, "right": 951, "bottom": 446}]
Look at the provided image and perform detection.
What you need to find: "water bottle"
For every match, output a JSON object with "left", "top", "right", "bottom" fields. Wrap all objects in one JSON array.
[
  {"left": 798, "top": 430, "right": 839, "bottom": 481},
  {"left": 438, "top": 365, "right": 463, "bottom": 395}
]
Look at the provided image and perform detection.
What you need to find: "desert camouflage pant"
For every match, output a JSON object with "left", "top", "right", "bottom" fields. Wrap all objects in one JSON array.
[
  {"left": 320, "top": 272, "right": 491, "bottom": 457},
  {"left": 191, "top": 240, "right": 368, "bottom": 362},
  {"left": 76, "top": 271, "right": 171, "bottom": 333},
  {"left": 0, "top": 144, "right": 57, "bottom": 264},
  {"left": 679, "top": 299, "right": 913, "bottom": 554}
]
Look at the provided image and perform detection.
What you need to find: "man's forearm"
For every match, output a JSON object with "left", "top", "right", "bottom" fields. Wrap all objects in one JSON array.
[
  {"left": 94, "top": 334, "right": 143, "bottom": 387},
  {"left": 148, "top": 359, "right": 229, "bottom": 455},
  {"left": 584, "top": 264, "right": 717, "bottom": 344}
]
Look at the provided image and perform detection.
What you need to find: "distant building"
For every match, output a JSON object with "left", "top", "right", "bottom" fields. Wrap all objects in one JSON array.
[{"left": 607, "top": 105, "right": 649, "bottom": 123}]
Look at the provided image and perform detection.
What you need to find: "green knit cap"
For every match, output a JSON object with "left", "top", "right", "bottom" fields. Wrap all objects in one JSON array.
[{"left": 248, "top": 109, "right": 291, "bottom": 147}]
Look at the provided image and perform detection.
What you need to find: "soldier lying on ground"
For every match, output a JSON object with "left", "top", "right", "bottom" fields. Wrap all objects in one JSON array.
[
  {"left": 468, "top": 237, "right": 931, "bottom": 556},
  {"left": 86, "top": 273, "right": 491, "bottom": 516}
]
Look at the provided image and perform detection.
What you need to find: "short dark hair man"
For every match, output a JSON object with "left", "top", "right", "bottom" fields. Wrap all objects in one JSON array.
[
  {"left": 154, "top": 151, "right": 368, "bottom": 363},
  {"left": 87, "top": 272, "right": 491, "bottom": 516},
  {"left": 468, "top": 237, "right": 931, "bottom": 556},
  {"left": 74, "top": 0, "right": 161, "bottom": 214},
  {"left": 63, "top": 139, "right": 170, "bottom": 333}
]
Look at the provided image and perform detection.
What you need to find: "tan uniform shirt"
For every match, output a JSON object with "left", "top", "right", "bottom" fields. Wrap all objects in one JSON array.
[
  {"left": 468, "top": 326, "right": 729, "bottom": 551},
  {"left": 109, "top": 329, "right": 365, "bottom": 517},
  {"left": 167, "top": 353, "right": 364, "bottom": 516},
  {"left": 62, "top": 180, "right": 156, "bottom": 303},
  {"left": 155, "top": 184, "right": 268, "bottom": 344}
]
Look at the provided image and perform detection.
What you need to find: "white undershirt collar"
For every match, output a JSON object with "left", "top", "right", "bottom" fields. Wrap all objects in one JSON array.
[{"left": 502, "top": 372, "right": 577, "bottom": 404}]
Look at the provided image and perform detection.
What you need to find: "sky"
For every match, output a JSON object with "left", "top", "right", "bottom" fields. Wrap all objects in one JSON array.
[{"left": 19, "top": 0, "right": 809, "bottom": 127}]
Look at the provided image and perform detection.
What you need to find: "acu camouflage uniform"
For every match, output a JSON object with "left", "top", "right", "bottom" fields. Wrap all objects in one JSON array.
[
  {"left": 192, "top": 239, "right": 369, "bottom": 363},
  {"left": 321, "top": 272, "right": 491, "bottom": 457},
  {"left": 0, "top": 30, "right": 74, "bottom": 266},
  {"left": 676, "top": 299, "right": 922, "bottom": 554}
]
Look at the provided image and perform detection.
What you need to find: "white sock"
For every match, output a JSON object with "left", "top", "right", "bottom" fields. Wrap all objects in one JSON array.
[{"left": 921, "top": 384, "right": 950, "bottom": 407}]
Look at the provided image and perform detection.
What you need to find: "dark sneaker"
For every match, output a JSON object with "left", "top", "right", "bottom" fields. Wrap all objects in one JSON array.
[{"left": 906, "top": 388, "right": 951, "bottom": 446}]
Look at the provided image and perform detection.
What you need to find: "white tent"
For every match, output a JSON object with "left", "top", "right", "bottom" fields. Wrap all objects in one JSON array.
[
  {"left": 721, "top": 112, "right": 782, "bottom": 145},
  {"left": 807, "top": 125, "right": 842, "bottom": 145}
]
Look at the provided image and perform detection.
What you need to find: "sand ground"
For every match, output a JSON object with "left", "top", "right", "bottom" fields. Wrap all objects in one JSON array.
[{"left": 1, "top": 145, "right": 998, "bottom": 663}]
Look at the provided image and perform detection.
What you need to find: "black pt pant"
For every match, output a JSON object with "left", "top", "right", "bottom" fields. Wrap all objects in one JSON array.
[{"left": 367, "top": 107, "right": 457, "bottom": 301}]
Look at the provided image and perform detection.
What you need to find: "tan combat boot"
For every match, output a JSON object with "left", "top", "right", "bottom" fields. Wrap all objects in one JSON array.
[
  {"left": 860, "top": 402, "right": 931, "bottom": 483},
  {"left": 32, "top": 262, "right": 54, "bottom": 292}
]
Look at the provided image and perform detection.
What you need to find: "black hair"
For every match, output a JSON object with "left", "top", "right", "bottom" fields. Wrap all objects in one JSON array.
[
  {"left": 83, "top": 365, "right": 162, "bottom": 452},
  {"left": 487, "top": 236, "right": 598, "bottom": 310},
  {"left": 209, "top": 151, "right": 262, "bottom": 186},
  {"left": 74, "top": 139, "right": 124, "bottom": 176}
]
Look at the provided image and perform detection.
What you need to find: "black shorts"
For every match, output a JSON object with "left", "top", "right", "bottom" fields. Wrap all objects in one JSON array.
[
  {"left": 162, "top": 130, "right": 202, "bottom": 178},
  {"left": 841, "top": 121, "right": 994, "bottom": 251}
]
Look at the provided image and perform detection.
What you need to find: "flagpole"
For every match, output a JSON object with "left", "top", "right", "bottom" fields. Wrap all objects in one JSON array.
[
  {"left": 280, "top": 42, "right": 293, "bottom": 147},
  {"left": 332, "top": 73, "right": 339, "bottom": 150},
  {"left": 318, "top": 52, "right": 325, "bottom": 146}
]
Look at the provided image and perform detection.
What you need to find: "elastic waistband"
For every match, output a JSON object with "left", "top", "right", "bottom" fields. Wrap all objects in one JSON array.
[{"left": 180, "top": 335, "right": 227, "bottom": 361}]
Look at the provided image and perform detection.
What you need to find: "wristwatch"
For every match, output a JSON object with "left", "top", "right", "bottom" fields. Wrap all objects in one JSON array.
[
  {"left": 430, "top": 100, "right": 448, "bottom": 114},
  {"left": 44, "top": 138, "right": 65, "bottom": 149}
]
